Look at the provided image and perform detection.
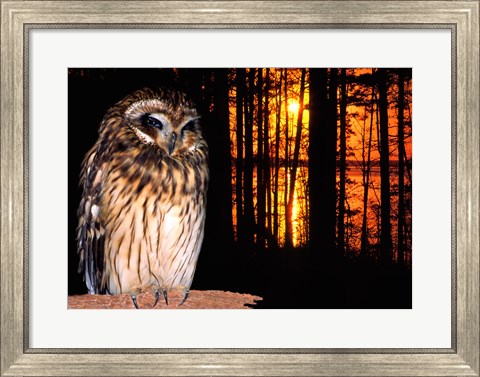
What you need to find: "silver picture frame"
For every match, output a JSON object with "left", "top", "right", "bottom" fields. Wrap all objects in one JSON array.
[{"left": 1, "top": 1, "right": 479, "bottom": 376}]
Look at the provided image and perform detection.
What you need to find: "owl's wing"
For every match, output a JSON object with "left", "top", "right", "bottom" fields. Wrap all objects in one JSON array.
[{"left": 77, "top": 146, "right": 106, "bottom": 294}]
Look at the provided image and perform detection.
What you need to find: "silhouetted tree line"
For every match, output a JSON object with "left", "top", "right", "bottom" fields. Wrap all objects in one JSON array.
[{"left": 227, "top": 68, "right": 411, "bottom": 267}]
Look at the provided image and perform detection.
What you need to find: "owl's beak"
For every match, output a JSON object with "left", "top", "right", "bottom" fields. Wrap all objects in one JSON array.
[{"left": 168, "top": 132, "right": 177, "bottom": 155}]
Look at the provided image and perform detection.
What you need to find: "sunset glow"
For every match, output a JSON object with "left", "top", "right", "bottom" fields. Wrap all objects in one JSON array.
[
  {"left": 229, "top": 67, "right": 412, "bottom": 265},
  {"left": 288, "top": 102, "right": 300, "bottom": 113}
]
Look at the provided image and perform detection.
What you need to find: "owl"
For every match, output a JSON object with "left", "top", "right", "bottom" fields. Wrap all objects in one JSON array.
[{"left": 76, "top": 87, "right": 209, "bottom": 308}]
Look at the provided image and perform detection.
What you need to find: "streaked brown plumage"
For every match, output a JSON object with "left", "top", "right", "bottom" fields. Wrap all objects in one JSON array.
[{"left": 77, "top": 88, "right": 209, "bottom": 307}]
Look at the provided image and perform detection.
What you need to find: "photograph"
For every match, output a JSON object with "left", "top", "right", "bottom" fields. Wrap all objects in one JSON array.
[{"left": 68, "top": 67, "right": 412, "bottom": 309}]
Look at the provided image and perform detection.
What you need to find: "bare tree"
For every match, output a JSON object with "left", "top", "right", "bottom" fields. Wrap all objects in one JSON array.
[
  {"left": 273, "top": 69, "right": 282, "bottom": 241},
  {"left": 256, "top": 68, "right": 266, "bottom": 247},
  {"left": 285, "top": 68, "right": 306, "bottom": 248},
  {"left": 263, "top": 68, "right": 274, "bottom": 246},
  {"left": 243, "top": 68, "right": 256, "bottom": 248},
  {"left": 209, "top": 69, "right": 234, "bottom": 245},
  {"left": 338, "top": 68, "right": 347, "bottom": 256},
  {"left": 309, "top": 68, "right": 337, "bottom": 255},
  {"left": 378, "top": 68, "right": 392, "bottom": 264},
  {"left": 283, "top": 68, "right": 290, "bottom": 246},
  {"left": 235, "top": 68, "right": 246, "bottom": 242},
  {"left": 397, "top": 68, "right": 406, "bottom": 266},
  {"left": 360, "top": 70, "right": 376, "bottom": 256}
]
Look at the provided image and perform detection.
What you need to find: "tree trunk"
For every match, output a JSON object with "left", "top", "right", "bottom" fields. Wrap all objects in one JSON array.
[
  {"left": 378, "top": 68, "right": 392, "bottom": 264},
  {"left": 360, "top": 70, "right": 376, "bottom": 256},
  {"left": 256, "top": 68, "right": 265, "bottom": 247},
  {"left": 210, "top": 69, "right": 234, "bottom": 245},
  {"left": 243, "top": 68, "right": 256, "bottom": 248},
  {"left": 397, "top": 69, "right": 406, "bottom": 266},
  {"left": 283, "top": 68, "right": 290, "bottom": 247},
  {"left": 263, "top": 68, "right": 273, "bottom": 247},
  {"left": 338, "top": 68, "right": 347, "bottom": 256},
  {"left": 309, "top": 68, "right": 337, "bottom": 255},
  {"left": 273, "top": 69, "right": 282, "bottom": 241},
  {"left": 285, "top": 68, "right": 306, "bottom": 249},
  {"left": 235, "top": 69, "right": 245, "bottom": 243}
]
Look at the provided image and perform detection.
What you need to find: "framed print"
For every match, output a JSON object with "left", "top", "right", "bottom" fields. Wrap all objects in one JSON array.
[{"left": 1, "top": 0, "right": 479, "bottom": 376}]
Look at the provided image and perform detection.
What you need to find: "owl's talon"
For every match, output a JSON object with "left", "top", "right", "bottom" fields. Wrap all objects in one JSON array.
[
  {"left": 179, "top": 290, "right": 189, "bottom": 306},
  {"left": 163, "top": 289, "right": 169, "bottom": 306},
  {"left": 131, "top": 294, "right": 139, "bottom": 309},
  {"left": 153, "top": 289, "right": 160, "bottom": 308}
]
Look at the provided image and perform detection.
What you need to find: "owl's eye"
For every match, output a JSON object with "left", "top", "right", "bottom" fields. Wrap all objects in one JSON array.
[
  {"left": 181, "top": 120, "right": 197, "bottom": 135},
  {"left": 143, "top": 115, "right": 164, "bottom": 130}
]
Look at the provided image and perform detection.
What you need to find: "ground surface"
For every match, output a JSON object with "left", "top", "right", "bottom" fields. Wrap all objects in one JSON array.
[{"left": 68, "top": 290, "right": 262, "bottom": 309}]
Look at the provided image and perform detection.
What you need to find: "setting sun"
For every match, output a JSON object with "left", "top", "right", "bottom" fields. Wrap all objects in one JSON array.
[{"left": 288, "top": 102, "right": 299, "bottom": 113}]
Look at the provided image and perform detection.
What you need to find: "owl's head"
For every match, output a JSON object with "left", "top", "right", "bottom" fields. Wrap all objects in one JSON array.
[{"left": 121, "top": 88, "right": 204, "bottom": 157}]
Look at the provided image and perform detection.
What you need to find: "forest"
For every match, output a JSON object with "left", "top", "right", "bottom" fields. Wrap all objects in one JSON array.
[{"left": 68, "top": 68, "right": 412, "bottom": 308}]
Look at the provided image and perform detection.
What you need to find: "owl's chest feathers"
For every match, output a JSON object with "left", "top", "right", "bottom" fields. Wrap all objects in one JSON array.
[
  {"left": 101, "top": 148, "right": 207, "bottom": 229},
  {"left": 99, "top": 147, "right": 207, "bottom": 293}
]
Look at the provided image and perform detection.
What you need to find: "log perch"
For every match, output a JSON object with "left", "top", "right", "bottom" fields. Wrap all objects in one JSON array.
[{"left": 68, "top": 290, "right": 262, "bottom": 309}]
